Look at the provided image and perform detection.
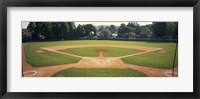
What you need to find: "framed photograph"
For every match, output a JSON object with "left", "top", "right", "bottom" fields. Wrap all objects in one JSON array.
[{"left": 0, "top": 0, "right": 199, "bottom": 99}]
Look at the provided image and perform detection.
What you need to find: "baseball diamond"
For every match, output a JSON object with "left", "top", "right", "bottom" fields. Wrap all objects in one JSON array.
[{"left": 22, "top": 40, "right": 178, "bottom": 77}]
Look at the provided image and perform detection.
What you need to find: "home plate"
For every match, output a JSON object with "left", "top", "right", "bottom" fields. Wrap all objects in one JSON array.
[{"left": 74, "top": 58, "right": 127, "bottom": 68}]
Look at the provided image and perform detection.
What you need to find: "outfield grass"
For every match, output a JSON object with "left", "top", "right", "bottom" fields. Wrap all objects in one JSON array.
[
  {"left": 25, "top": 45, "right": 81, "bottom": 67},
  {"left": 122, "top": 44, "right": 178, "bottom": 69},
  {"left": 52, "top": 68, "right": 147, "bottom": 77},
  {"left": 60, "top": 46, "right": 143, "bottom": 57},
  {"left": 24, "top": 40, "right": 178, "bottom": 68}
]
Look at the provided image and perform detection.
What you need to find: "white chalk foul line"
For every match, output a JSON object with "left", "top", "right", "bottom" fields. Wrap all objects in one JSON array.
[
  {"left": 165, "top": 71, "right": 178, "bottom": 77},
  {"left": 23, "top": 70, "right": 38, "bottom": 77}
]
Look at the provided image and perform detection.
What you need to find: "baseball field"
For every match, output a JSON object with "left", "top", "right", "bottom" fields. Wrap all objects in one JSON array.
[{"left": 23, "top": 40, "right": 178, "bottom": 77}]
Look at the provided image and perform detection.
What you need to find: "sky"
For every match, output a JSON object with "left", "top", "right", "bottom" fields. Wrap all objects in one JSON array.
[{"left": 22, "top": 21, "right": 152, "bottom": 29}]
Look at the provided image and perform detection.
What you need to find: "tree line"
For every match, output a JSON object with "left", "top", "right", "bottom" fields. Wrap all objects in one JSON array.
[
  {"left": 26, "top": 22, "right": 97, "bottom": 40},
  {"left": 23, "top": 22, "right": 178, "bottom": 41},
  {"left": 117, "top": 22, "right": 178, "bottom": 39}
]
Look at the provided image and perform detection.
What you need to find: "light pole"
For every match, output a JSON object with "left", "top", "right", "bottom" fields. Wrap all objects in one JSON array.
[{"left": 172, "top": 42, "right": 178, "bottom": 77}]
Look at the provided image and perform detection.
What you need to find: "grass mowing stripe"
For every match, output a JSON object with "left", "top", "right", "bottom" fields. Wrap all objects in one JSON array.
[
  {"left": 122, "top": 45, "right": 178, "bottom": 69},
  {"left": 52, "top": 68, "right": 147, "bottom": 77},
  {"left": 25, "top": 45, "right": 81, "bottom": 67}
]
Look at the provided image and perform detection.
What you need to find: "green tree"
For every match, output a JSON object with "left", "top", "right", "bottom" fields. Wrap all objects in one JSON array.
[
  {"left": 152, "top": 22, "right": 167, "bottom": 38},
  {"left": 109, "top": 25, "right": 116, "bottom": 33},
  {"left": 51, "top": 22, "right": 62, "bottom": 39},
  {"left": 98, "top": 26, "right": 105, "bottom": 32},
  {"left": 166, "top": 22, "right": 178, "bottom": 39},
  {"left": 42, "top": 22, "right": 53, "bottom": 39},
  {"left": 135, "top": 24, "right": 141, "bottom": 35},
  {"left": 27, "top": 22, "right": 52, "bottom": 40},
  {"left": 83, "top": 24, "right": 97, "bottom": 37},
  {"left": 67, "top": 22, "right": 76, "bottom": 38},
  {"left": 76, "top": 24, "right": 86, "bottom": 37},
  {"left": 51, "top": 22, "right": 71, "bottom": 40},
  {"left": 118, "top": 23, "right": 126, "bottom": 34},
  {"left": 118, "top": 23, "right": 133, "bottom": 37},
  {"left": 32, "top": 22, "right": 44, "bottom": 40},
  {"left": 118, "top": 24, "right": 132, "bottom": 34},
  {"left": 127, "top": 22, "right": 136, "bottom": 32},
  {"left": 23, "top": 22, "right": 35, "bottom": 40},
  {"left": 173, "top": 22, "right": 178, "bottom": 39},
  {"left": 60, "top": 22, "right": 70, "bottom": 40},
  {"left": 27, "top": 22, "right": 35, "bottom": 32},
  {"left": 127, "top": 22, "right": 137, "bottom": 28},
  {"left": 140, "top": 26, "right": 151, "bottom": 38},
  {"left": 102, "top": 29, "right": 111, "bottom": 37}
]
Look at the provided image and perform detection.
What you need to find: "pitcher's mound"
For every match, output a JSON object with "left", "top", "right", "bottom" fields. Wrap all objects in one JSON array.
[
  {"left": 96, "top": 49, "right": 109, "bottom": 52},
  {"left": 96, "top": 49, "right": 109, "bottom": 58}
]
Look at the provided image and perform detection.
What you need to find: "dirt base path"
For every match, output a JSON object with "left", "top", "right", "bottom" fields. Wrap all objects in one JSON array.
[
  {"left": 40, "top": 45, "right": 162, "bottom": 59},
  {"left": 22, "top": 44, "right": 34, "bottom": 71},
  {"left": 126, "top": 64, "right": 178, "bottom": 77},
  {"left": 22, "top": 44, "right": 75, "bottom": 77},
  {"left": 23, "top": 44, "right": 178, "bottom": 77},
  {"left": 33, "top": 64, "right": 74, "bottom": 77}
]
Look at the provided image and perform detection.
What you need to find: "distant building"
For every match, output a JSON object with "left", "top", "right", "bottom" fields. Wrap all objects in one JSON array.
[
  {"left": 131, "top": 32, "right": 137, "bottom": 38},
  {"left": 147, "top": 32, "right": 154, "bottom": 38},
  {"left": 96, "top": 32, "right": 106, "bottom": 38},
  {"left": 111, "top": 33, "right": 118, "bottom": 38},
  {"left": 97, "top": 31, "right": 115, "bottom": 38}
]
